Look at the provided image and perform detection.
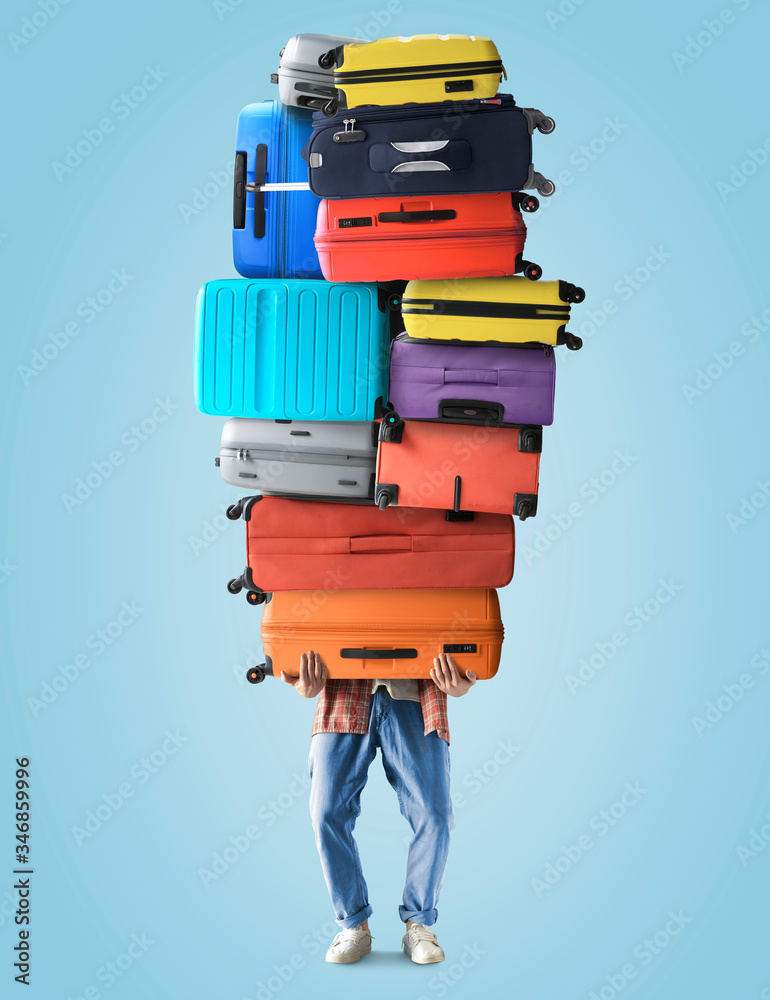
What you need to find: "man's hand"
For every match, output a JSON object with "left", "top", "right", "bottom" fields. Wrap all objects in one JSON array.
[
  {"left": 430, "top": 652, "right": 476, "bottom": 697},
  {"left": 281, "top": 650, "right": 328, "bottom": 698}
]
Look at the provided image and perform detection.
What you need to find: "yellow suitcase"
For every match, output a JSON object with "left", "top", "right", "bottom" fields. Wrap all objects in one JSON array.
[
  {"left": 399, "top": 276, "right": 586, "bottom": 350},
  {"left": 319, "top": 34, "right": 505, "bottom": 115}
]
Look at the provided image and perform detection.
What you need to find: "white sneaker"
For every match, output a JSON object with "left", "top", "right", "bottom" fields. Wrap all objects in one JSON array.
[
  {"left": 325, "top": 924, "right": 373, "bottom": 964},
  {"left": 402, "top": 923, "right": 445, "bottom": 964}
]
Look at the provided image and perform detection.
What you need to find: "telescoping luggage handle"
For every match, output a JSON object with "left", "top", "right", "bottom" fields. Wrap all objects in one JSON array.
[{"left": 234, "top": 145, "right": 269, "bottom": 237}]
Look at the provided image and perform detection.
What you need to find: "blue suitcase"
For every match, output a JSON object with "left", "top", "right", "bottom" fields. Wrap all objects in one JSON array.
[
  {"left": 301, "top": 94, "right": 556, "bottom": 200},
  {"left": 194, "top": 279, "right": 391, "bottom": 421},
  {"left": 233, "top": 102, "right": 323, "bottom": 279}
]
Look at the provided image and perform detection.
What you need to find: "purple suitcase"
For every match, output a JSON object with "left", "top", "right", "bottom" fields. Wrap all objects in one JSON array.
[{"left": 388, "top": 333, "right": 556, "bottom": 427}]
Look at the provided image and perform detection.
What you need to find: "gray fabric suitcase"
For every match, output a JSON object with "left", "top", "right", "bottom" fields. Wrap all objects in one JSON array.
[
  {"left": 217, "top": 418, "right": 377, "bottom": 505},
  {"left": 271, "top": 33, "right": 366, "bottom": 112}
]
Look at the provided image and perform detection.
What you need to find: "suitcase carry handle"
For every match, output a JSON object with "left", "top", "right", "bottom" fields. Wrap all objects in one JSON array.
[
  {"left": 439, "top": 400, "right": 504, "bottom": 423},
  {"left": 233, "top": 152, "right": 247, "bottom": 229},
  {"left": 340, "top": 648, "right": 418, "bottom": 659},
  {"left": 349, "top": 535, "right": 412, "bottom": 554},
  {"left": 239, "top": 144, "right": 268, "bottom": 239},
  {"left": 377, "top": 209, "right": 456, "bottom": 223}
]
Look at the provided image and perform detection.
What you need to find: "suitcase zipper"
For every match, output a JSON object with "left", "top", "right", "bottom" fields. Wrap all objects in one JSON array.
[
  {"left": 316, "top": 226, "right": 523, "bottom": 248},
  {"left": 334, "top": 59, "right": 505, "bottom": 86},
  {"left": 311, "top": 93, "right": 515, "bottom": 131},
  {"left": 400, "top": 297, "right": 570, "bottom": 321},
  {"left": 263, "top": 621, "right": 504, "bottom": 640},
  {"left": 221, "top": 447, "right": 373, "bottom": 467}
]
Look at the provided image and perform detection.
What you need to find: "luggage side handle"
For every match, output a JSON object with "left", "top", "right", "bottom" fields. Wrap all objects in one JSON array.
[
  {"left": 349, "top": 535, "right": 412, "bottom": 554},
  {"left": 377, "top": 209, "right": 456, "bottom": 224},
  {"left": 240, "top": 144, "right": 268, "bottom": 238},
  {"left": 233, "top": 152, "right": 247, "bottom": 229},
  {"left": 340, "top": 648, "right": 418, "bottom": 659}
]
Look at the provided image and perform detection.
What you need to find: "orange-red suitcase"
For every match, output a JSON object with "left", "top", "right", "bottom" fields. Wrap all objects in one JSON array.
[
  {"left": 249, "top": 587, "right": 503, "bottom": 682},
  {"left": 227, "top": 494, "right": 514, "bottom": 604},
  {"left": 314, "top": 192, "right": 541, "bottom": 283},
  {"left": 375, "top": 411, "right": 541, "bottom": 520}
]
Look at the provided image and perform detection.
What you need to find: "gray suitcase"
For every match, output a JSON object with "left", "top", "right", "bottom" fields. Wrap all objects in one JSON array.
[
  {"left": 271, "top": 33, "right": 366, "bottom": 112},
  {"left": 217, "top": 418, "right": 377, "bottom": 505}
]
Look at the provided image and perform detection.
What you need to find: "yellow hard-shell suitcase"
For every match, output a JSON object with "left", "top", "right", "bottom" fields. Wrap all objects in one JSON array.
[
  {"left": 399, "top": 276, "right": 586, "bottom": 350},
  {"left": 319, "top": 34, "right": 505, "bottom": 115}
]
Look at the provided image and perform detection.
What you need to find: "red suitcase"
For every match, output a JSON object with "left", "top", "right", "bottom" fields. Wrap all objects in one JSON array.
[
  {"left": 227, "top": 494, "right": 515, "bottom": 604},
  {"left": 375, "top": 411, "right": 541, "bottom": 520},
  {"left": 314, "top": 192, "right": 541, "bottom": 283}
]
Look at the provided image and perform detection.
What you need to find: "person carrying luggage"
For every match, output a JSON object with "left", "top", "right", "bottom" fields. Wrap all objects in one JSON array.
[{"left": 282, "top": 649, "right": 476, "bottom": 965}]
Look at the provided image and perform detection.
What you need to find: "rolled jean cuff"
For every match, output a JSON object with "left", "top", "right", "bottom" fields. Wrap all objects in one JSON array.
[
  {"left": 339, "top": 903, "right": 373, "bottom": 930},
  {"left": 399, "top": 905, "right": 437, "bottom": 926}
]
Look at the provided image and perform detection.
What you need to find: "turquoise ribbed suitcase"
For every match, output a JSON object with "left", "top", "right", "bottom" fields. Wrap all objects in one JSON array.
[{"left": 194, "top": 279, "right": 391, "bottom": 420}]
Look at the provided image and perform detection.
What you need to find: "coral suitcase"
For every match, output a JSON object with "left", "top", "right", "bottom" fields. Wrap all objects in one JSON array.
[
  {"left": 302, "top": 95, "right": 556, "bottom": 199},
  {"left": 194, "top": 279, "right": 391, "bottom": 420},
  {"left": 252, "top": 587, "right": 504, "bottom": 681},
  {"left": 226, "top": 495, "right": 515, "bottom": 604},
  {"left": 388, "top": 334, "right": 556, "bottom": 427},
  {"left": 217, "top": 418, "right": 378, "bottom": 501},
  {"left": 399, "top": 276, "right": 586, "bottom": 350},
  {"left": 319, "top": 35, "right": 505, "bottom": 116},
  {"left": 376, "top": 411, "right": 541, "bottom": 520},
  {"left": 271, "top": 33, "right": 366, "bottom": 111},
  {"left": 233, "top": 102, "right": 322, "bottom": 279},
  {"left": 314, "top": 192, "right": 541, "bottom": 283}
]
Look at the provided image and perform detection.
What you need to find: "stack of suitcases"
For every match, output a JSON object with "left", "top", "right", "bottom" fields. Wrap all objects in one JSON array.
[{"left": 193, "top": 32, "right": 585, "bottom": 685}]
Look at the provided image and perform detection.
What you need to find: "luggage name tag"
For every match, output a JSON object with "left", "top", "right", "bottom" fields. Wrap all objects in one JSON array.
[{"left": 333, "top": 118, "right": 367, "bottom": 143}]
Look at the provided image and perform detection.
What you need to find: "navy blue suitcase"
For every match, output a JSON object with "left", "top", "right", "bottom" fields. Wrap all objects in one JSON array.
[
  {"left": 301, "top": 94, "right": 556, "bottom": 200},
  {"left": 233, "top": 102, "right": 323, "bottom": 279}
]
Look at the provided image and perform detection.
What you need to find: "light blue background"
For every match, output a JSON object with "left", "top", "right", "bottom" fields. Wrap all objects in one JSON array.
[{"left": 1, "top": 1, "right": 769, "bottom": 998}]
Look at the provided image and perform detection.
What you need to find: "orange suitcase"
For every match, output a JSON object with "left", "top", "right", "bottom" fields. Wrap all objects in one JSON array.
[
  {"left": 251, "top": 588, "right": 503, "bottom": 682},
  {"left": 375, "top": 411, "right": 541, "bottom": 520},
  {"left": 227, "top": 494, "right": 514, "bottom": 604}
]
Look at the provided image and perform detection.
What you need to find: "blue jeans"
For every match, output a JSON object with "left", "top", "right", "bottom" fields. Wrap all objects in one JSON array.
[{"left": 308, "top": 687, "right": 454, "bottom": 929}]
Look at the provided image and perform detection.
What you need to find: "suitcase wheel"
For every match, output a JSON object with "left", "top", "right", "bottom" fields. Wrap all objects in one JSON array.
[
  {"left": 226, "top": 502, "right": 243, "bottom": 521},
  {"left": 518, "top": 501, "right": 533, "bottom": 520},
  {"left": 321, "top": 99, "right": 338, "bottom": 117},
  {"left": 227, "top": 578, "right": 243, "bottom": 595},
  {"left": 377, "top": 491, "right": 392, "bottom": 511},
  {"left": 246, "top": 590, "right": 266, "bottom": 606},
  {"left": 536, "top": 177, "right": 556, "bottom": 197},
  {"left": 523, "top": 262, "right": 542, "bottom": 281},
  {"left": 565, "top": 333, "right": 583, "bottom": 351},
  {"left": 537, "top": 116, "right": 556, "bottom": 134},
  {"left": 571, "top": 286, "right": 586, "bottom": 304},
  {"left": 318, "top": 50, "right": 336, "bottom": 69},
  {"left": 520, "top": 194, "right": 539, "bottom": 213},
  {"left": 246, "top": 665, "right": 266, "bottom": 684}
]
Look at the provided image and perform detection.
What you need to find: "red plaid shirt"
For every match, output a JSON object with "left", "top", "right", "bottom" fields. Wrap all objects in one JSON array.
[{"left": 312, "top": 679, "right": 450, "bottom": 744}]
